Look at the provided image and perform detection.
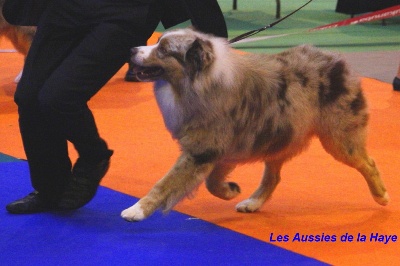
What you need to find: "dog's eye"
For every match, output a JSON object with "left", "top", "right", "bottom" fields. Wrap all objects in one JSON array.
[{"left": 158, "top": 46, "right": 168, "bottom": 55}]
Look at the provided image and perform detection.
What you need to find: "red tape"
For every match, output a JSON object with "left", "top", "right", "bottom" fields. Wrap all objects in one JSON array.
[
  {"left": 311, "top": 5, "right": 400, "bottom": 31},
  {"left": 232, "top": 5, "right": 400, "bottom": 44}
]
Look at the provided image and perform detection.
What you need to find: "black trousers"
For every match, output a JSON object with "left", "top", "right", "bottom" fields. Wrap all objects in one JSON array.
[
  {"left": 184, "top": 0, "right": 228, "bottom": 38},
  {"left": 14, "top": 1, "right": 160, "bottom": 202}
]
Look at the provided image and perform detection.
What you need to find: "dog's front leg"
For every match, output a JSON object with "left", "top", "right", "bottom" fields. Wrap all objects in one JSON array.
[{"left": 121, "top": 153, "right": 215, "bottom": 222}]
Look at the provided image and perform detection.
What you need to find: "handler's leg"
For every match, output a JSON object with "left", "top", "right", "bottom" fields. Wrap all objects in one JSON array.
[
  {"left": 39, "top": 23, "right": 147, "bottom": 209},
  {"left": 7, "top": 24, "right": 88, "bottom": 213}
]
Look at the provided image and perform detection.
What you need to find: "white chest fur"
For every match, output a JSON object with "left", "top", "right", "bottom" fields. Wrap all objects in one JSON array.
[{"left": 153, "top": 80, "right": 183, "bottom": 137}]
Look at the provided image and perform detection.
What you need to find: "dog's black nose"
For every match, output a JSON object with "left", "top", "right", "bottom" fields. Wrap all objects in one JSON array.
[{"left": 130, "top": 47, "right": 139, "bottom": 56}]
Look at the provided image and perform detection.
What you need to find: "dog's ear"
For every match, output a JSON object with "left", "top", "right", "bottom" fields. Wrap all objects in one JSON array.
[{"left": 185, "top": 38, "right": 214, "bottom": 80}]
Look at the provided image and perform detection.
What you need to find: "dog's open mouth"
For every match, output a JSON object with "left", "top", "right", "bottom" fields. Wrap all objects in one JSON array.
[{"left": 132, "top": 65, "right": 164, "bottom": 81}]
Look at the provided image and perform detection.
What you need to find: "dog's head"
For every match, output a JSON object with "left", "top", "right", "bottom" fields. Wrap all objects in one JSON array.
[{"left": 130, "top": 28, "right": 218, "bottom": 83}]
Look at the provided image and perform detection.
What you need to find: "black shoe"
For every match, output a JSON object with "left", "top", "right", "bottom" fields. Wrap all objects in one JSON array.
[
  {"left": 6, "top": 191, "right": 57, "bottom": 214},
  {"left": 393, "top": 77, "right": 400, "bottom": 91},
  {"left": 58, "top": 151, "right": 113, "bottom": 210}
]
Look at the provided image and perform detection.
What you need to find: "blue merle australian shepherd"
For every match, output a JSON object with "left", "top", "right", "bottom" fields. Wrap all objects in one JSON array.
[{"left": 121, "top": 28, "right": 389, "bottom": 222}]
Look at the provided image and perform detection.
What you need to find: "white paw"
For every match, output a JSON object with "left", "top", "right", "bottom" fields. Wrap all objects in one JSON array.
[
  {"left": 121, "top": 203, "right": 146, "bottom": 222},
  {"left": 235, "top": 198, "right": 262, "bottom": 213}
]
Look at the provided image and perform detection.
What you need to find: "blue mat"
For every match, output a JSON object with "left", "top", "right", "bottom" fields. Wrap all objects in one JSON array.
[{"left": 0, "top": 160, "right": 327, "bottom": 265}]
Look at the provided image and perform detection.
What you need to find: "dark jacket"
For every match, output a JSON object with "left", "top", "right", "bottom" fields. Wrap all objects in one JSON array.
[
  {"left": 2, "top": 0, "right": 48, "bottom": 26},
  {"left": 2, "top": 0, "right": 227, "bottom": 37}
]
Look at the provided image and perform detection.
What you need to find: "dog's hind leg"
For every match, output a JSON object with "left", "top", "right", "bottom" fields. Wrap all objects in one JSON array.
[
  {"left": 205, "top": 163, "right": 240, "bottom": 200},
  {"left": 318, "top": 130, "right": 389, "bottom": 206},
  {"left": 236, "top": 160, "right": 283, "bottom": 213},
  {"left": 121, "top": 154, "right": 215, "bottom": 222}
]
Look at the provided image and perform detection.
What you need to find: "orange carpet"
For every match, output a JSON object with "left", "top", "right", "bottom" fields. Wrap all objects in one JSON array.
[{"left": 1, "top": 36, "right": 399, "bottom": 265}]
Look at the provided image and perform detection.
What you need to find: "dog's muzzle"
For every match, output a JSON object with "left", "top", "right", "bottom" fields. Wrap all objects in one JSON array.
[{"left": 130, "top": 47, "right": 165, "bottom": 81}]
